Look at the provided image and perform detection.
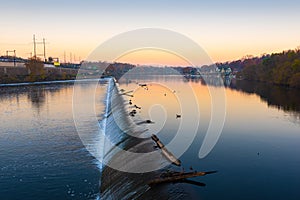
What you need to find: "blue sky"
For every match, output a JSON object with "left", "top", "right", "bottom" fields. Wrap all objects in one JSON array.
[{"left": 1, "top": 0, "right": 300, "bottom": 64}]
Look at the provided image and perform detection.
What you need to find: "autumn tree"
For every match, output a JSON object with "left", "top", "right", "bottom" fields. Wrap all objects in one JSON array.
[{"left": 25, "top": 57, "right": 45, "bottom": 81}]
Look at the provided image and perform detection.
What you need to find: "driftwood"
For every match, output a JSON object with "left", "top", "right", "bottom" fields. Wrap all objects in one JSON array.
[
  {"left": 148, "top": 171, "right": 217, "bottom": 186},
  {"left": 151, "top": 134, "right": 181, "bottom": 166}
]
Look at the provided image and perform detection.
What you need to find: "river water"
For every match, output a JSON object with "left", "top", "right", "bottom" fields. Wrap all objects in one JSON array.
[
  {"left": 0, "top": 76, "right": 299, "bottom": 199},
  {"left": 0, "top": 81, "right": 106, "bottom": 199}
]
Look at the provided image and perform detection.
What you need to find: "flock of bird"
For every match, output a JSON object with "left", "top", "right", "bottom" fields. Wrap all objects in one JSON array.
[{"left": 123, "top": 83, "right": 181, "bottom": 124}]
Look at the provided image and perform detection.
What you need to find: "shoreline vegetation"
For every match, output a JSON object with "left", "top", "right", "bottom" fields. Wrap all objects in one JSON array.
[
  {"left": 1, "top": 48, "right": 300, "bottom": 89},
  {"left": 236, "top": 49, "right": 300, "bottom": 88},
  {"left": 0, "top": 58, "right": 78, "bottom": 84}
]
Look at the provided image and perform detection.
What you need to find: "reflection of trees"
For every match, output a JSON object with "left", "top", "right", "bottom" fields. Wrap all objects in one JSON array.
[
  {"left": 0, "top": 84, "right": 63, "bottom": 112},
  {"left": 231, "top": 80, "right": 300, "bottom": 113},
  {"left": 27, "top": 86, "right": 46, "bottom": 109},
  {"left": 187, "top": 75, "right": 300, "bottom": 117},
  {"left": 184, "top": 75, "right": 229, "bottom": 87}
]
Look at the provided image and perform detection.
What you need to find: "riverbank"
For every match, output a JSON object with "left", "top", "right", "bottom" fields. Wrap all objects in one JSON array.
[
  {"left": 0, "top": 65, "right": 78, "bottom": 84},
  {"left": 236, "top": 49, "right": 300, "bottom": 88}
]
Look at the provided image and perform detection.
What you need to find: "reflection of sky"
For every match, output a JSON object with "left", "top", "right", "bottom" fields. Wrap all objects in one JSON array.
[
  {"left": 118, "top": 76, "right": 300, "bottom": 136},
  {"left": 118, "top": 77, "right": 300, "bottom": 200},
  {"left": 1, "top": 0, "right": 300, "bottom": 64},
  {"left": 0, "top": 83, "right": 104, "bottom": 199},
  {"left": 1, "top": 78, "right": 299, "bottom": 198}
]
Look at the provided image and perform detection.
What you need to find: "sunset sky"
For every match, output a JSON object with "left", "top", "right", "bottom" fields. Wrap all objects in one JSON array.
[{"left": 1, "top": 0, "right": 300, "bottom": 66}]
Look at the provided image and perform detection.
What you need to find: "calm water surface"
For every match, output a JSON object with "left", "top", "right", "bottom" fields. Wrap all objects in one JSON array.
[
  {"left": 116, "top": 76, "right": 300, "bottom": 200},
  {"left": 0, "top": 77, "right": 300, "bottom": 200},
  {"left": 0, "top": 82, "right": 107, "bottom": 199}
]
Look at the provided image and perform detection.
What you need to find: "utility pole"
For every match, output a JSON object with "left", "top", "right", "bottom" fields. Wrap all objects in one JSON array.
[
  {"left": 33, "top": 34, "right": 36, "bottom": 58},
  {"left": 13, "top": 50, "right": 16, "bottom": 67},
  {"left": 32, "top": 35, "right": 48, "bottom": 62},
  {"left": 43, "top": 38, "right": 46, "bottom": 62},
  {"left": 6, "top": 50, "right": 16, "bottom": 67},
  {"left": 64, "top": 51, "right": 66, "bottom": 63},
  {"left": 70, "top": 52, "right": 72, "bottom": 63}
]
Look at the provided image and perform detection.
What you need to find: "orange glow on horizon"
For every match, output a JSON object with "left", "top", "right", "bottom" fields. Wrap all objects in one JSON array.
[
  {"left": 115, "top": 49, "right": 192, "bottom": 66},
  {"left": 2, "top": 35, "right": 299, "bottom": 66}
]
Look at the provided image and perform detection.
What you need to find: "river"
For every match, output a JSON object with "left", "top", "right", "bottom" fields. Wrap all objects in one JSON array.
[{"left": 0, "top": 76, "right": 299, "bottom": 199}]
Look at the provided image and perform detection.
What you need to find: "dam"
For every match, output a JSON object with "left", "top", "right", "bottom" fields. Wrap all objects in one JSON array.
[{"left": 99, "top": 78, "right": 191, "bottom": 199}]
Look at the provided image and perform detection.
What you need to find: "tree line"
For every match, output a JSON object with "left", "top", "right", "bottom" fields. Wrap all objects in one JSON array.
[{"left": 237, "top": 49, "right": 300, "bottom": 88}]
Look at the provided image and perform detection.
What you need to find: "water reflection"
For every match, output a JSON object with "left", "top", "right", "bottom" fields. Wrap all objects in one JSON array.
[
  {"left": 184, "top": 75, "right": 300, "bottom": 116},
  {"left": 231, "top": 80, "right": 300, "bottom": 113},
  {"left": 114, "top": 75, "right": 300, "bottom": 199},
  {"left": 0, "top": 84, "right": 69, "bottom": 110},
  {"left": 27, "top": 87, "right": 46, "bottom": 109},
  {"left": 184, "top": 75, "right": 230, "bottom": 87},
  {"left": 0, "top": 82, "right": 102, "bottom": 199}
]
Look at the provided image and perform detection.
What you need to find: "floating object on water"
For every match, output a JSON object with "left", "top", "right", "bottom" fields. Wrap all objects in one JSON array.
[
  {"left": 129, "top": 109, "right": 137, "bottom": 116},
  {"left": 121, "top": 93, "right": 134, "bottom": 97},
  {"left": 120, "top": 90, "right": 134, "bottom": 97},
  {"left": 134, "top": 105, "right": 142, "bottom": 109},
  {"left": 151, "top": 134, "right": 181, "bottom": 166},
  {"left": 148, "top": 170, "right": 217, "bottom": 186},
  {"left": 139, "top": 83, "right": 149, "bottom": 90},
  {"left": 136, "top": 120, "right": 155, "bottom": 125}
]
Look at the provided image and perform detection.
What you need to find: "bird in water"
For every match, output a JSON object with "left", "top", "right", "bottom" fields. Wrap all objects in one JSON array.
[
  {"left": 139, "top": 83, "right": 147, "bottom": 87},
  {"left": 134, "top": 105, "right": 142, "bottom": 109},
  {"left": 129, "top": 109, "right": 137, "bottom": 117}
]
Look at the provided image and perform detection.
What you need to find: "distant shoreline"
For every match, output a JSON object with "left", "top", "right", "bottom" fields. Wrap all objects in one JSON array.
[
  {"left": 0, "top": 78, "right": 110, "bottom": 87},
  {"left": 0, "top": 65, "right": 78, "bottom": 85},
  {"left": 0, "top": 79, "right": 76, "bottom": 87}
]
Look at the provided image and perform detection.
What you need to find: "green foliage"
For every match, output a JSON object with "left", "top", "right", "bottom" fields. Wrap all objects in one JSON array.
[
  {"left": 289, "top": 73, "right": 300, "bottom": 88},
  {"left": 240, "top": 49, "right": 300, "bottom": 88},
  {"left": 292, "top": 59, "right": 300, "bottom": 73},
  {"left": 240, "top": 65, "right": 257, "bottom": 80}
]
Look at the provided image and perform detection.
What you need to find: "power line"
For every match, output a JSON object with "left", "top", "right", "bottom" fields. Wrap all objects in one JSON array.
[{"left": 0, "top": 43, "right": 30, "bottom": 46}]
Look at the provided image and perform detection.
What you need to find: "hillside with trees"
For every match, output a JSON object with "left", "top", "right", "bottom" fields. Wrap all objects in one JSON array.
[{"left": 237, "top": 49, "right": 300, "bottom": 88}]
